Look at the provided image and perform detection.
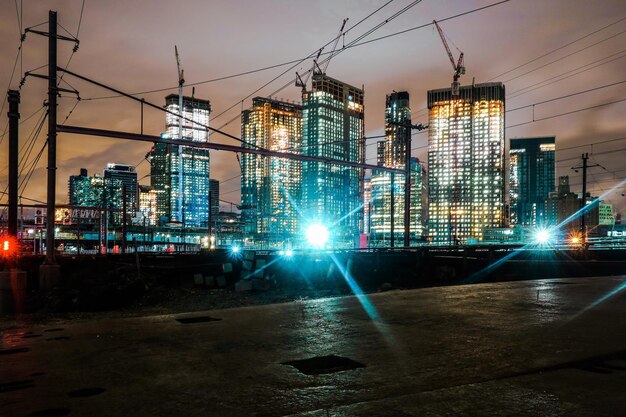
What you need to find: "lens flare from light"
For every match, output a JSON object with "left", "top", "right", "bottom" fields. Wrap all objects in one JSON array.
[
  {"left": 285, "top": 249, "right": 293, "bottom": 257},
  {"left": 534, "top": 229, "right": 551, "bottom": 244},
  {"left": 305, "top": 224, "right": 329, "bottom": 249}
]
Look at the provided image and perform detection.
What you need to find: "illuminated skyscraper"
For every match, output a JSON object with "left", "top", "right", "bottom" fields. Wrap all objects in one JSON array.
[
  {"left": 138, "top": 185, "right": 157, "bottom": 226},
  {"left": 369, "top": 91, "right": 424, "bottom": 245},
  {"left": 149, "top": 94, "right": 211, "bottom": 227},
  {"left": 241, "top": 97, "right": 302, "bottom": 241},
  {"left": 103, "top": 163, "right": 137, "bottom": 216},
  {"left": 370, "top": 159, "right": 424, "bottom": 244},
  {"left": 509, "top": 137, "right": 555, "bottom": 226},
  {"left": 427, "top": 82, "right": 505, "bottom": 243},
  {"left": 301, "top": 74, "right": 365, "bottom": 247}
]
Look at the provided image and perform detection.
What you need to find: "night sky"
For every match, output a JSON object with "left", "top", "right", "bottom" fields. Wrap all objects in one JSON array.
[{"left": 1, "top": 0, "right": 625, "bottom": 212}]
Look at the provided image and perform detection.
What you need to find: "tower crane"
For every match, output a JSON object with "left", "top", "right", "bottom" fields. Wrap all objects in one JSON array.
[
  {"left": 174, "top": 45, "right": 185, "bottom": 223},
  {"left": 175, "top": 45, "right": 185, "bottom": 139},
  {"left": 433, "top": 20, "right": 465, "bottom": 97},
  {"left": 295, "top": 48, "right": 323, "bottom": 96}
]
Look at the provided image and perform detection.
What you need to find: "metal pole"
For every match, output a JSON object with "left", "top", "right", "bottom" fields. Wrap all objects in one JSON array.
[
  {"left": 581, "top": 153, "right": 588, "bottom": 243},
  {"left": 403, "top": 127, "right": 411, "bottom": 247},
  {"left": 45, "top": 10, "right": 57, "bottom": 264},
  {"left": 122, "top": 183, "right": 127, "bottom": 254},
  {"left": 7, "top": 90, "right": 20, "bottom": 238},
  {"left": 390, "top": 172, "right": 395, "bottom": 248}
]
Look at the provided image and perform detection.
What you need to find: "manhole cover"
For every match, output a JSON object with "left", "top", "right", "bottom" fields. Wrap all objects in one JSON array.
[
  {"left": 67, "top": 387, "right": 106, "bottom": 397},
  {"left": 26, "top": 408, "right": 71, "bottom": 417},
  {"left": 176, "top": 316, "right": 221, "bottom": 324},
  {"left": 282, "top": 355, "right": 365, "bottom": 375},
  {"left": 0, "top": 347, "right": 29, "bottom": 355}
]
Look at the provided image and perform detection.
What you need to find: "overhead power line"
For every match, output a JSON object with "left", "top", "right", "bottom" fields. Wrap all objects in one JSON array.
[{"left": 82, "top": 0, "right": 511, "bottom": 101}]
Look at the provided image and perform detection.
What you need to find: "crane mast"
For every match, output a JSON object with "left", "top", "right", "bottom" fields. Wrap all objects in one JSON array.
[{"left": 433, "top": 20, "right": 465, "bottom": 97}]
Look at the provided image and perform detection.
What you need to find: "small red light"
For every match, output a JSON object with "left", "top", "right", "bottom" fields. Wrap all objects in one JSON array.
[{"left": 2, "top": 240, "right": 9, "bottom": 251}]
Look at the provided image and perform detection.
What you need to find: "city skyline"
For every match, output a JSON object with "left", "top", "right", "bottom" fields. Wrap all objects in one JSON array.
[{"left": 0, "top": 0, "right": 624, "bottom": 214}]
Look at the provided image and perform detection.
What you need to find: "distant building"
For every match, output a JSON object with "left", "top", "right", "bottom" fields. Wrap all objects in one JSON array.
[
  {"left": 370, "top": 159, "right": 425, "bottom": 244},
  {"left": 427, "top": 83, "right": 506, "bottom": 243},
  {"left": 103, "top": 163, "right": 138, "bottom": 216},
  {"left": 599, "top": 202, "right": 615, "bottom": 225},
  {"left": 363, "top": 178, "right": 372, "bottom": 234},
  {"left": 209, "top": 179, "right": 220, "bottom": 227},
  {"left": 383, "top": 91, "right": 411, "bottom": 167},
  {"left": 546, "top": 176, "right": 600, "bottom": 235},
  {"left": 149, "top": 94, "right": 211, "bottom": 227},
  {"left": 68, "top": 168, "right": 122, "bottom": 224},
  {"left": 301, "top": 73, "right": 365, "bottom": 247},
  {"left": 509, "top": 137, "right": 555, "bottom": 226},
  {"left": 241, "top": 97, "right": 302, "bottom": 243},
  {"left": 69, "top": 168, "right": 100, "bottom": 207},
  {"left": 138, "top": 185, "right": 157, "bottom": 226},
  {"left": 369, "top": 91, "right": 424, "bottom": 245}
]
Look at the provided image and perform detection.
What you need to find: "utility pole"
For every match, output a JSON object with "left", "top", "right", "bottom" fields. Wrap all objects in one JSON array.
[
  {"left": 390, "top": 172, "right": 395, "bottom": 248},
  {"left": 7, "top": 90, "right": 20, "bottom": 238},
  {"left": 572, "top": 153, "right": 599, "bottom": 245},
  {"left": 122, "top": 184, "right": 127, "bottom": 254},
  {"left": 403, "top": 124, "right": 411, "bottom": 247},
  {"left": 45, "top": 10, "right": 58, "bottom": 265}
]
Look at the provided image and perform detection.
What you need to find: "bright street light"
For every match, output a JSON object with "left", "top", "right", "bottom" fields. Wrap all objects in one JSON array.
[{"left": 305, "top": 224, "right": 329, "bottom": 249}]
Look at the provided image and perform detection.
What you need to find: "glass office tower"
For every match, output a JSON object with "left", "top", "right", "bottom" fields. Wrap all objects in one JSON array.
[{"left": 509, "top": 137, "right": 555, "bottom": 226}]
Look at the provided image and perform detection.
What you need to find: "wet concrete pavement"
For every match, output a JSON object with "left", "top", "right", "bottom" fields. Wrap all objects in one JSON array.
[{"left": 2, "top": 276, "right": 626, "bottom": 416}]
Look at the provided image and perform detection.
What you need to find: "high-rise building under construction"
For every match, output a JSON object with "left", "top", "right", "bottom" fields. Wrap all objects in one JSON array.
[
  {"left": 301, "top": 74, "right": 365, "bottom": 247},
  {"left": 241, "top": 97, "right": 302, "bottom": 242},
  {"left": 427, "top": 82, "right": 505, "bottom": 243},
  {"left": 149, "top": 94, "right": 211, "bottom": 227}
]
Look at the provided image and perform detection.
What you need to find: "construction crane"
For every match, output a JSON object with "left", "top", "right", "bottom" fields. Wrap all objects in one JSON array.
[
  {"left": 433, "top": 20, "right": 465, "bottom": 97},
  {"left": 174, "top": 45, "right": 185, "bottom": 223},
  {"left": 295, "top": 48, "right": 323, "bottom": 96},
  {"left": 174, "top": 45, "right": 185, "bottom": 139}
]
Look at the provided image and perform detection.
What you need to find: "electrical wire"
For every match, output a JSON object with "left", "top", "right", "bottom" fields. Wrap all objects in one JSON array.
[
  {"left": 487, "top": 16, "right": 626, "bottom": 81},
  {"left": 507, "top": 98, "right": 626, "bottom": 129},
  {"left": 82, "top": 0, "right": 511, "bottom": 101}
]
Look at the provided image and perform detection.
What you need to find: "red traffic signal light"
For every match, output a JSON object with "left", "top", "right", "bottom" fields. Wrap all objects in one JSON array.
[{"left": 1, "top": 235, "right": 17, "bottom": 257}]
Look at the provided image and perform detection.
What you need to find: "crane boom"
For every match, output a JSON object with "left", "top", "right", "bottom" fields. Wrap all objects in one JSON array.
[
  {"left": 433, "top": 20, "right": 456, "bottom": 71},
  {"left": 433, "top": 20, "right": 465, "bottom": 97}
]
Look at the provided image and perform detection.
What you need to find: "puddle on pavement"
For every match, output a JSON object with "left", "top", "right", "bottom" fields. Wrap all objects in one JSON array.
[
  {"left": 43, "top": 328, "right": 65, "bottom": 332},
  {"left": 67, "top": 387, "right": 106, "bottom": 397},
  {"left": 282, "top": 354, "right": 366, "bottom": 375},
  {"left": 176, "top": 316, "right": 222, "bottom": 324},
  {"left": 22, "top": 334, "right": 43, "bottom": 339}
]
